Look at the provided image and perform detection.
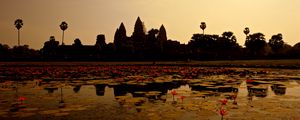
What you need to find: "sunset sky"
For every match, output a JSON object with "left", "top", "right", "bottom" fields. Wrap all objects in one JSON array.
[{"left": 1, "top": 0, "right": 300, "bottom": 49}]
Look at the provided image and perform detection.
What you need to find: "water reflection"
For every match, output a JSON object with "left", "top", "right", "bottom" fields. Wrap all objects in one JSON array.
[
  {"left": 271, "top": 84, "right": 286, "bottom": 95},
  {"left": 247, "top": 86, "right": 268, "bottom": 97},
  {"left": 39, "top": 80, "right": 292, "bottom": 100},
  {"left": 73, "top": 85, "right": 81, "bottom": 93},
  {"left": 44, "top": 87, "right": 58, "bottom": 93},
  {"left": 110, "top": 81, "right": 183, "bottom": 97},
  {"left": 95, "top": 84, "right": 106, "bottom": 96},
  {"left": 36, "top": 79, "right": 293, "bottom": 100},
  {"left": 1, "top": 78, "right": 300, "bottom": 118}
]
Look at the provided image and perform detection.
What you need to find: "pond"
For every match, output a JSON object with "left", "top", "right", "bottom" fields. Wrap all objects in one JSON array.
[{"left": 0, "top": 66, "right": 300, "bottom": 120}]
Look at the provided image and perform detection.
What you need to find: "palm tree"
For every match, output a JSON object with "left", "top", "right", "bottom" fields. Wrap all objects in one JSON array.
[
  {"left": 244, "top": 27, "right": 250, "bottom": 36},
  {"left": 60, "top": 21, "right": 68, "bottom": 45},
  {"left": 244, "top": 27, "right": 250, "bottom": 45},
  {"left": 58, "top": 84, "right": 65, "bottom": 108},
  {"left": 200, "top": 22, "right": 206, "bottom": 34},
  {"left": 58, "top": 21, "right": 67, "bottom": 106},
  {"left": 60, "top": 87, "right": 64, "bottom": 103},
  {"left": 14, "top": 19, "right": 23, "bottom": 46}
]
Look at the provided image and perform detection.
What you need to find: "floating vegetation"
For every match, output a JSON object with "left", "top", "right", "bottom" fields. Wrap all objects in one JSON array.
[{"left": 0, "top": 66, "right": 300, "bottom": 119}]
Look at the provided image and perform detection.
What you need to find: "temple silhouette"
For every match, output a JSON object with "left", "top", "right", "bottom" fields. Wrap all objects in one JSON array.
[{"left": 41, "top": 17, "right": 183, "bottom": 61}]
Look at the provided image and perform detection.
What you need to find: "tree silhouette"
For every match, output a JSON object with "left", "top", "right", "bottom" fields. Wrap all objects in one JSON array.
[
  {"left": 164, "top": 40, "right": 183, "bottom": 59},
  {"left": 243, "top": 27, "right": 250, "bottom": 36},
  {"left": 14, "top": 19, "right": 23, "bottom": 46},
  {"left": 244, "top": 27, "right": 250, "bottom": 48},
  {"left": 145, "top": 28, "right": 159, "bottom": 58},
  {"left": 0, "top": 44, "right": 10, "bottom": 59},
  {"left": 292, "top": 42, "right": 300, "bottom": 58},
  {"left": 221, "top": 31, "right": 236, "bottom": 42},
  {"left": 200, "top": 22, "right": 206, "bottom": 34},
  {"left": 216, "top": 31, "right": 241, "bottom": 59},
  {"left": 11, "top": 45, "right": 39, "bottom": 60},
  {"left": 60, "top": 21, "right": 68, "bottom": 45},
  {"left": 294, "top": 42, "right": 300, "bottom": 49},
  {"left": 269, "top": 33, "right": 284, "bottom": 53},
  {"left": 188, "top": 34, "right": 218, "bottom": 60},
  {"left": 245, "top": 33, "right": 270, "bottom": 58}
]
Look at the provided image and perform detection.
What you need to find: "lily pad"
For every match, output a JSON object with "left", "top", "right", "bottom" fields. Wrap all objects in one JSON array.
[
  {"left": 39, "top": 109, "right": 60, "bottom": 115},
  {"left": 54, "top": 112, "right": 69, "bottom": 117}
]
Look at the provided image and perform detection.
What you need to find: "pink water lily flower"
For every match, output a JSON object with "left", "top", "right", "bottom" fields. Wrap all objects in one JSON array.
[
  {"left": 171, "top": 90, "right": 177, "bottom": 95},
  {"left": 220, "top": 108, "right": 227, "bottom": 116},
  {"left": 219, "top": 99, "right": 228, "bottom": 105},
  {"left": 18, "top": 96, "right": 26, "bottom": 101},
  {"left": 246, "top": 79, "right": 254, "bottom": 83},
  {"left": 219, "top": 108, "right": 228, "bottom": 120},
  {"left": 18, "top": 96, "right": 26, "bottom": 105},
  {"left": 179, "top": 95, "right": 185, "bottom": 102},
  {"left": 171, "top": 90, "right": 177, "bottom": 102}
]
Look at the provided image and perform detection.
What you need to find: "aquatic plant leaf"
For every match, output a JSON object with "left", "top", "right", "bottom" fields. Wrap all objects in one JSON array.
[
  {"left": 54, "top": 112, "right": 69, "bottom": 117},
  {"left": 39, "top": 110, "right": 60, "bottom": 115}
]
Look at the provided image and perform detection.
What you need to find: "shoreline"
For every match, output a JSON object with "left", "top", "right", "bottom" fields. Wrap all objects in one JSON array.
[{"left": 1, "top": 59, "right": 300, "bottom": 69}]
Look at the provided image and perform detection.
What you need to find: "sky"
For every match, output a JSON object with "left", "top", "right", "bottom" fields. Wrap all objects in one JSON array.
[{"left": 1, "top": 0, "right": 300, "bottom": 49}]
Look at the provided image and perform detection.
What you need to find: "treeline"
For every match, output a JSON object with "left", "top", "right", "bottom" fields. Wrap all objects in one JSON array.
[{"left": 1, "top": 17, "right": 300, "bottom": 61}]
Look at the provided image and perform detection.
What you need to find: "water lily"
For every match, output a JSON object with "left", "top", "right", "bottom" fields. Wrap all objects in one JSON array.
[
  {"left": 219, "top": 99, "right": 228, "bottom": 105},
  {"left": 171, "top": 90, "right": 177, "bottom": 95},
  {"left": 3, "top": 81, "right": 12, "bottom": 88},
  {"left": 232, "top": 93, "right": 238, "bottom": 105},
  {"left": 219, "top": 108, "right": 227, "bottom": 120},
  {"left": 246, "top": 79, "right": 254, "bottom": 83},
  {"left": 171, "top": 90, "right": 177, "bottom": 101},
  {"left": 232, "top": 94, "right": 237, "bottom": 99},
  {"left": 18, "top": 96, "right": 26, "bottom": 102},
  {"left": 180, "top": 96, "right": 185, "bottom": 102},
  {"left": 18, "top": 96, "right": 26, "bottom": 105}
]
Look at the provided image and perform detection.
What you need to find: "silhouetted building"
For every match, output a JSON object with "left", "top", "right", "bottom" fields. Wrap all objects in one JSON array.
[
  {"left": 95, "top": 34, "right": 106, "bottom": 50},
  {"left": 42, "top": 36, "right": 60, "bottom": 59},
  {"left": 8, "top": 16, "right": 298, "bottom": 61},
  {"left": 157, "top": 25, "right": 167, "bottom": 52},
  {"left": 41, "top": 34, "right": 108, "bottom": 60},
  {"left": 114, "top": 23, "right": 127, "bottom": 51},
  {"left": 132, "top": 17, "right": 146, "bottom": 54}
]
